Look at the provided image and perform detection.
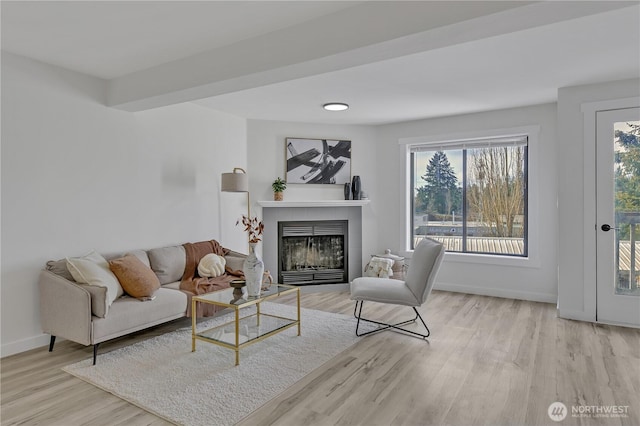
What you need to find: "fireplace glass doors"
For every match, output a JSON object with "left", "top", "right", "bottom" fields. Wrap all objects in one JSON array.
[{"left": 278, "top": 220, "right": 348, "bottom": 285}]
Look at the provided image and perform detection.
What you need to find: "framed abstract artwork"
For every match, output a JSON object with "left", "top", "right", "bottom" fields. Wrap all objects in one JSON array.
[{"left": 285, "top": 138, "right": 351, "bottom": 184}]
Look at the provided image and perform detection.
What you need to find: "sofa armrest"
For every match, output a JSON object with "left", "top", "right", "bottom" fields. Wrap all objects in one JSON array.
[{"left": 39, "top": 270, "right": 92, "bottom": 346}]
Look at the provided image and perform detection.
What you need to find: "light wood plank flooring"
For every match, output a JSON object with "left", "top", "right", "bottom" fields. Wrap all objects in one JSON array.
[{"left": 1, "top": 290, "right": 638, "bottom": 426}]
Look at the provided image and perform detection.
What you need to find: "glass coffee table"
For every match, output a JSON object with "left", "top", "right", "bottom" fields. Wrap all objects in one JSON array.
[{"left": 191, "top": 284, "right": 300, "bottom": 365}]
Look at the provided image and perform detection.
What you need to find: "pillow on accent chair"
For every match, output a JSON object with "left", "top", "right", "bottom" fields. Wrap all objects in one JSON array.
[
  {"left": 198, "top": 253, "right": 226, "bottom": 278},
  {"left": 109, "top": 254, "right": 161, "bottom": 299},
  {"left": 66, "top": 250, "right": 125, "bottom": 317}
]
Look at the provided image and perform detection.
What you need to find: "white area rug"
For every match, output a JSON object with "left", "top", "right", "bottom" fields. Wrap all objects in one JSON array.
[{"left": 63, "top": 303, "right": 371, "bottom": 426}]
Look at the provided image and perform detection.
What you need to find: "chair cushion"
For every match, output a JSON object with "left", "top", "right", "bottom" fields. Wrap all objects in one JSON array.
[
  {"left": 350, "top": 277, "right": 419, "bottom": 306},
  {"left": 405, "top": 238, "right": 445, "bottom": 304}
]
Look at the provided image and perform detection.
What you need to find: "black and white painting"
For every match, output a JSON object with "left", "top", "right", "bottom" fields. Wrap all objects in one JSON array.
[{"left": 286, "top": 138, "right": 351, "bottom": 184}]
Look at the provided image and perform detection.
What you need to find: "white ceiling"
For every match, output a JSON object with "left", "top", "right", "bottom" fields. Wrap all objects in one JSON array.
[
  {"left": 2, "top": 1, "right": 639, "bottom": 125},
  {"left": 197, "top": 5, "right": 640, "bottom": 124},
  {"left": 1, "top": 1, "right": 360, "bottom": 79}
]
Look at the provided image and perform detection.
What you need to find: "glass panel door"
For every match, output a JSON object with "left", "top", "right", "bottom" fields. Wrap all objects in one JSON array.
[{"left": 596, "top": 107, "right": 640, "bottom": 326}]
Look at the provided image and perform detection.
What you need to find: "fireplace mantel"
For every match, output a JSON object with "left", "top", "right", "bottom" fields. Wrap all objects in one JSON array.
[{"left": 258, "top": 200, "right": 370, "bottom": 208}]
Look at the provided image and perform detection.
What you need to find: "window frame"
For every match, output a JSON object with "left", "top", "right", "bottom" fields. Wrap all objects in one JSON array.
[{"left": 400, "top": 125, "right": 541, "bottom": 268}]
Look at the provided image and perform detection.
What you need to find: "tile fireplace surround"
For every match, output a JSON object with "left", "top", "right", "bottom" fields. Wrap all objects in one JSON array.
[{"left": 258, "top": 201, "right": 369, "bottom": 286}]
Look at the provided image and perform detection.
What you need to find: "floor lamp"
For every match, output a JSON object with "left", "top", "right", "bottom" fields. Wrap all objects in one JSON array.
[{"left": 221, "top": 167, "right": 251, "bottom": 242}]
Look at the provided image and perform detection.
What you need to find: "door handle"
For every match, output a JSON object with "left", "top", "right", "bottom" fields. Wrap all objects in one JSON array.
[{"left": 601, "top": 224, "right": 620, "bottom": 232}]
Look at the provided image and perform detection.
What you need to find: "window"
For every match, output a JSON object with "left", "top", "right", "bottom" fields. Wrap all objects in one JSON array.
[{"left": 410, "top": 135, "right": 528, "bottom": 256}]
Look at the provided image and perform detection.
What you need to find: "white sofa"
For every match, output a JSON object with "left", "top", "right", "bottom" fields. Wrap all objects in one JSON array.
[{"left": 39, "top": 242, "right": 245, "bottom": 364}]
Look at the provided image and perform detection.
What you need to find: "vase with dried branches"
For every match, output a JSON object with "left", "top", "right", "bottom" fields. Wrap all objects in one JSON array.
[{"left": 237, "top": 215, "right": 265, "bottom": 297}]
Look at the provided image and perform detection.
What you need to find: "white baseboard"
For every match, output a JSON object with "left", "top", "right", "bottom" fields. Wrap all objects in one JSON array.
[
  {"left": 592, "top": 318, "right": 640, "bottom": 329},
  {"left": 434, "top": 282, "right": 557, "bottom": 304},
  {"left": 556, "top": 309, "right": 595, "bottom": 322},
  {"left": 558, "top": 309, "right": 639, "bottom": 328},
  {"left": 1, "top": 333, "right": 52, "bottom": 358}
]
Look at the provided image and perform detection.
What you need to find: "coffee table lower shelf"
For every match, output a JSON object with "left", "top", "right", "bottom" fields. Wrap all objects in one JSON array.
[{"left": 191, "top": 284, "right": 301, "bottom": 365}]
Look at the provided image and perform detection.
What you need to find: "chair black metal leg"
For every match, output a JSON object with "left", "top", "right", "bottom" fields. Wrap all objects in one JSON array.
[
  {"left": 48, "top": 336, "right": 56, "bottom": 352},
  {"left": 354, "top": 301, "right": 430, "bottom": 339},
  {"left": 412, "top": 307, "right": 430, "bottom": 338},
  {"left": 93, "top": 343, "right": 100, "bottom": 365}
]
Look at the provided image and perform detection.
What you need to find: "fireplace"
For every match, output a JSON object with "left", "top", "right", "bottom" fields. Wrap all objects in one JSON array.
[{"left": 278, "top": 220, "right": 348, "bottom": 285}]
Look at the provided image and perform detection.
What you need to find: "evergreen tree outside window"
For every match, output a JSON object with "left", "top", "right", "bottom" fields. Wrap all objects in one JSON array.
[{"left": 410, "top": 136, "right": 528, "bottom": 256}]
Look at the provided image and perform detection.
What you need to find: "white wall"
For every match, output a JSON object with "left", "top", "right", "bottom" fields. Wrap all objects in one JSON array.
[
  {"left": 375, "top": 103, "right": 559, "bottom": 303},
  {"left": 0, "top": 52, "right": 248, "bottom": 356},
  {"left": 557, "top": 78, "right": 640, "bottom": 322},
  {"left": 246, "top": 119, "right": 379, "bottom": 271}
]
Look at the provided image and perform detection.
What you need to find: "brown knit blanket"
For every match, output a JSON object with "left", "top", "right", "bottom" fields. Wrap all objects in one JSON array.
[{"left": 179, "top": 240, "right": 244, "bottom": 317}]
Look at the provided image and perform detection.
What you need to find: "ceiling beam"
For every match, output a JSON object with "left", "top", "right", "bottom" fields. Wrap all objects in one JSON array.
[{"left": 107, "top": 1, "right": 632, "bottom": 112}]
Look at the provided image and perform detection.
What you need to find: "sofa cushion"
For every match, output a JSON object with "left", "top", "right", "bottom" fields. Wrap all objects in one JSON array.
[
  {"left": 83, "top": 285, "right": 110, "bottom": 318},
  {"left": 66, "top": 250, "right": 124, "bottom": 317},
  {"left": 92, "top": 288, "right": 187, "bottom": 343},
  {"left": 162, "top": 281, "right": 181, "bottom": 290},
  {"left": 109, "top": 254, "right": 161, "bottom": 299},
  {"left": 225, "top": 253, "right": 245, "bottom": 273},
  {"left": 147, "top": 245, "right": 186, "bottom": 285},
  {"left": 125, "top": 249, "right": 151, "bottom": 268}
]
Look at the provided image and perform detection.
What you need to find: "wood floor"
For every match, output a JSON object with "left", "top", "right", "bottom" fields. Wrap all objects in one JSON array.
[{"left": 1, "top": 290, "right": 638, "bottom": 426}]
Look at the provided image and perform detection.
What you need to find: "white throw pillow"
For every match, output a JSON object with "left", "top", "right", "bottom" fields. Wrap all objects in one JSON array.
[
  {"left": 66, "top": 250, "right": 124, "bottom": 313},
  {"left": 198, "top": 253, "right": 226, "bottom": 278},
  {"left": 364, "top": 257, "right": 394, "bottom": 278}
]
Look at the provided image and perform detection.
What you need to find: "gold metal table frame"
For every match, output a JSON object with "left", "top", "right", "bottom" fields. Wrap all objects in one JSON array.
[{"left": 191, "top": 284, "right": 301, "bottom": 365}]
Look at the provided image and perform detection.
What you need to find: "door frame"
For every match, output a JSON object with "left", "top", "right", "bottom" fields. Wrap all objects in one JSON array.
[{"left": 581, "top": 97, "right": 640, "bottom": 326}]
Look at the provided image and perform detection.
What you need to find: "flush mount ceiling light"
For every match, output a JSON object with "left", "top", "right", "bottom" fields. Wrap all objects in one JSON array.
[{"left": 323, "top": 102, "right": 349, "bottom": 111}]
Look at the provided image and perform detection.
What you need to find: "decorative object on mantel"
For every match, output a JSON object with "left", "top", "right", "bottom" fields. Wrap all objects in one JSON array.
[
  {"left": 344, "top": 182, "right": 351, "bottom": 200},
  {"left": 271, "top": 177, "right": 287, "bottom": 201},
  {"left": 221, "top": 167, "right": 251, "bottom": 243},
  {"left": 285, "top": 137, "right": 351, "bottom": 185},
  {"left": 351, "top": 175, "right": 362, "bottom": 200},
  {"left": 237, "top": 215, "right": 264, "bottom": 297}
]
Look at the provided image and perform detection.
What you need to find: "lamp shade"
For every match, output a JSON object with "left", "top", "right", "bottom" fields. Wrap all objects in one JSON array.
[{"left": 221, "top": 168, "right": 248, "bottom": 192}]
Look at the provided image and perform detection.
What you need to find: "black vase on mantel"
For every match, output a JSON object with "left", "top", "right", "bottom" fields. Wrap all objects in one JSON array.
[
  {"left": 351, "top": 176, "right": 361, "bottom": 200},
  {"left": 344, "top": 182, "right": 352, "bottom": 200}
]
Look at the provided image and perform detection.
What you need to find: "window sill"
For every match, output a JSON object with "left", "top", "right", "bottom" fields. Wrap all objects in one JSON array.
[{"left": 403, "top": 250, "right": 540, "bottom": 269}]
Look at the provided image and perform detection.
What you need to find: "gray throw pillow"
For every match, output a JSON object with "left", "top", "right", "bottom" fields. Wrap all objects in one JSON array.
[
  {"left": 46, "top": 259, "right": 75, "bottom": 281},
  {"left": 147, "top": 245, "right": 186, "bottom": 285}
]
